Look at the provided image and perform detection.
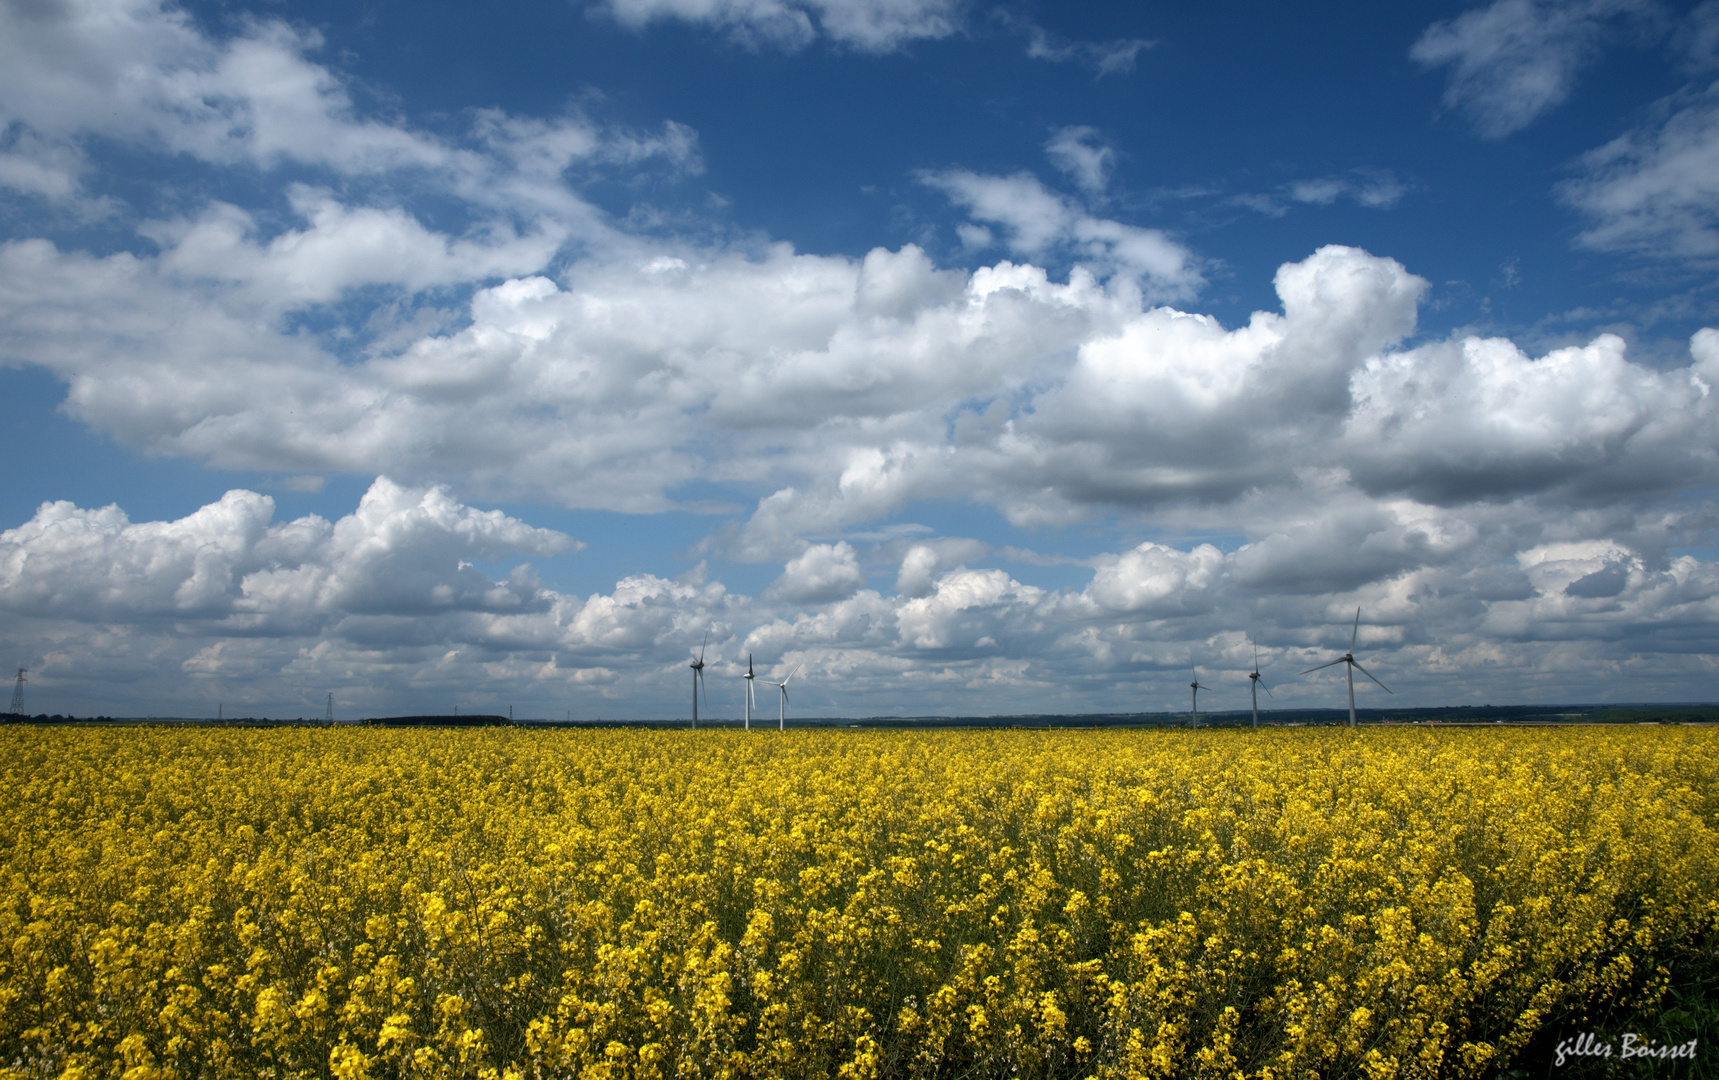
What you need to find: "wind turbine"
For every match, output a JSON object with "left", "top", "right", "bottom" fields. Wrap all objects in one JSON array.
[
  {"left": 1301, "top": 607, "right": 1392, "bottom": 727},
  {"left": 763, "top": 664, "right": 800, "bottom": 731},
  {"left": 742, "top": 653, "right": 756, "bottom": 731},
  {"left": 1248, "top": 646, "right": 1271, "bottom": 729},
  {"left": 689, "top": 632, "right": 708, "bottom": 729},
  {"left": 1189, "top": 667, "right": 1212, "bottom": 728}
]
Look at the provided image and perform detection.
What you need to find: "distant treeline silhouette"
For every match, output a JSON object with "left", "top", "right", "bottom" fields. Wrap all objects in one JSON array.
[
  {"left": 3, "top": 704, "right": 1716, "bottom": 727},
  {"left": 365, "top": 715, "right": 511, "bottom": 727}
]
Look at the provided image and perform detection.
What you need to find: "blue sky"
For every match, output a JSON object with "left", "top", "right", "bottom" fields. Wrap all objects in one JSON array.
[{"left": 2, "top": 0, "right": 1718, "bottom": 718}]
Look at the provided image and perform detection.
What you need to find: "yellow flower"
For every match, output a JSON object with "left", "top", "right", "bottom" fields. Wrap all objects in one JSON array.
[{"left": 0, "top": 725, "right": 1714, "bottom": 1079}]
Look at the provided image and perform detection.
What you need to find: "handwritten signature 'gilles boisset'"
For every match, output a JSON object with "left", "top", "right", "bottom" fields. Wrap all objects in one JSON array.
[{"left": 1556, "top": 1032, "right": 1699, "bottom": 1066}]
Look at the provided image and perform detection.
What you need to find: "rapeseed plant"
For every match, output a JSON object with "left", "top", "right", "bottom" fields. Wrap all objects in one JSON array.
[{"left": 0, "top": 726, "right": 1713, "bottom": 1079}]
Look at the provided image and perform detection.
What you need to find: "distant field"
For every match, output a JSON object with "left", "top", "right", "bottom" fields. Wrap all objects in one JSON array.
[{"left": 2, "top": 727, "right": 1715, "bottom": 1078}]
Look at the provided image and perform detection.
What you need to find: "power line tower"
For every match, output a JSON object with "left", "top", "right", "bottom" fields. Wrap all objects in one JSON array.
[
  {"left": 8, "top": 668, "right": 24, "bottom": 715},
  {"left": 325, "top": 692, "right": 333, "bottom": 725}
]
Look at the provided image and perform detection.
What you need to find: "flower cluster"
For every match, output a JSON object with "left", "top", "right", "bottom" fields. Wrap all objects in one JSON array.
[{"left": 2, "top": 726, "right": 1715, "bottom": 1078}]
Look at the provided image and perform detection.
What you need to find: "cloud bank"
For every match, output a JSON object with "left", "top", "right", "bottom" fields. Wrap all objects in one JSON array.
[
  {"left": 5, "top": 240, "right": 1717, "bottom": 715},
  {"left": 0, "top": 0, "right": 1717, "bottom": 716},
  {"left": 6, "top": 459, "right": 1718, "bottom": 718}
]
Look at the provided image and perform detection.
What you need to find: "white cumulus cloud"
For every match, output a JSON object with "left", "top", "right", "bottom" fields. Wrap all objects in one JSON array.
[
  {"left": 769, "top": 542, "right": 867, "bottom": 603},
  {"left": 0, "top": 477, "right": 575, "bottom": 628}
]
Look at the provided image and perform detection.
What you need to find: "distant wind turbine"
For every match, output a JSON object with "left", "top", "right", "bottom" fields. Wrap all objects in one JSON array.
[
  {"left": 1248, "top": 646, "right": 1271, "bottom": 729},
  {"left": 1189, "top": 667, "right": 1212, "bottom": 728},
  {"left": 763, "top": 664, "right": 801, "bottom": 731},
  {"left": 742, "top": 653, "right": 756, "bottom": 731},
  {"left": 689, "top": 632, "right": 708, "bottom": 729},
  {"left": 1301, "top": 607, "right": 1392, "bottom": 727}
]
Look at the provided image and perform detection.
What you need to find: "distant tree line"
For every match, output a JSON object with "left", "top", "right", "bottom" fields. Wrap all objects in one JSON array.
[{"left": 4, "top": 704, "right": 1715, "bottom": 727}]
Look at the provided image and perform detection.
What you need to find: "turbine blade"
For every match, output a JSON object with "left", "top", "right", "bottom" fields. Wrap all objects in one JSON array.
[
  {"left": 1301, "top": 658, "right": 1346, "bottom": 674},
  {"left": 1351, "top": 607, "right": 1361, "bottom": 651},
  {"left": 700, "top": 630, "right": 708, "bottom": 663},
  {"left": 1351, "top": 660, "right": 1393, "bottom": 694},
  {"left": 1261, "top": 681, "right": 1272, "bottom": 697}
]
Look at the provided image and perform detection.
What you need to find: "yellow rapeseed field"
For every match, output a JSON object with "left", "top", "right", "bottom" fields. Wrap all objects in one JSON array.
[{"left": 1, "top": 725, "right": 1715, "bottom": 1080}]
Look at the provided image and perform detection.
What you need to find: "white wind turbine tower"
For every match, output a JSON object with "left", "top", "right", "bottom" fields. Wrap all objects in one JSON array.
[
  {"left": 1248, "top": 646, "right": 1271, "bottom": 729},
  {"left": 763, "top": 664, "right": 800, "bottom": 731},
  {"left": 1301, "top": 607, "right": 1392, "bottom": 727},
  {"left": 742, "top": 653, "right": 757, "bottom": 731},
  {"left": 689, "top": 632, "right": 708, "bottom": 729},
  {"left": 1189, "top": 666, "right": 1212, "bottom": 728}
]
